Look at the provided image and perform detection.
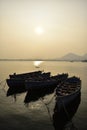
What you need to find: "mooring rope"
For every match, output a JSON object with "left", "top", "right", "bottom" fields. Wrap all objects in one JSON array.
[
  {"left": 40, "top": 97, "right": 53, "bottom": 122},
  {"left": 0, "top": 79, "right": 7, "bottom": 94},
  {"left": 44, "top": 88, "right": 57, "bottom": 105},
  {"left": 0, "top": 79, "right": 6, "bottom": 86},
  {"left": 45, "top": 93, "right": 56, "bottom": 105},
  {"left": 3, "top": 80, "right": 7, "bottom": 88},
  {"left": 39, "top": 87, "right": 58, "bottom": 123}
]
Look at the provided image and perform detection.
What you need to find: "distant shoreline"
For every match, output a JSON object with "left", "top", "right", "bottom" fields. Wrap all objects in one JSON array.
[{"left": 0, "top": 59, "right": 87, "bottom": 62}]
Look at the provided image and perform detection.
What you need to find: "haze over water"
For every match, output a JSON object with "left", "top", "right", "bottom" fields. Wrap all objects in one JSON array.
[{"left": 0, "top": 0, "right": 86, "bottom": 59}]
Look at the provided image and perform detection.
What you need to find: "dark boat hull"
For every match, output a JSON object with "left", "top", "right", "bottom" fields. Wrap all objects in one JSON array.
[
  {"left": 53, "top": 92, "right": 81, "bottom": 130},
  {"left": 6, "top": 79, "right": 25, "bottom": 88},
  {"left": 6, "top": 73, "right": 68, "bottom": 93},
  {"left": 9, "top": 71, "right": 42, "bottom": 78},
  {"left": 56, "top": 87, "right": 81, "bottom": 111},
  {"left": 6, "top": 71, "right": 51, "bottom": 88},
  {"left": 25, "top": 80, "right": 58, "bottom": 90}
]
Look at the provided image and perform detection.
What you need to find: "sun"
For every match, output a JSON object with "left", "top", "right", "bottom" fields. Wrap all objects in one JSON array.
[{"left": 35, "top": 26, "right": 44, "bottom": 35}]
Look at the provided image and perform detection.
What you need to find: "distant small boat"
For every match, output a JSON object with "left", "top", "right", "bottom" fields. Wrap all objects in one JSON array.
[
  {"left": 56, "top": 76, "right": 81, "bottom": 111},
  {"left": 35, "top": 66, "right": 40, "bottom": 68}
]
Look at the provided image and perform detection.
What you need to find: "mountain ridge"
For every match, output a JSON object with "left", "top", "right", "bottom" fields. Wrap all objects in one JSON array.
[{"left": 58, "top": 53, "right": 87, "bottom": 61}]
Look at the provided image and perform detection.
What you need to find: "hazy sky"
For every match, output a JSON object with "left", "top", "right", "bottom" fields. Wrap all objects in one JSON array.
[{"left": 0, "top": 0, "right": 87, "bottom": 59}]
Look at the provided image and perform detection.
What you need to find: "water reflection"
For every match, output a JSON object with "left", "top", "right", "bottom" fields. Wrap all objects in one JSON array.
[
  {"left": 7, "top": 85, "right": 56, "bottom": 103},
  {"left": 24, "top": 86, "right": 56, "bottom": 104},
  {"left": 7, "top": 87, "right": 26, "bottom": 96},
  {"left": 53, "top": 93, "right": 81, "bottom": 130},
  {"left": 6, "top": 85, "right": 81, "bottom": 130}
]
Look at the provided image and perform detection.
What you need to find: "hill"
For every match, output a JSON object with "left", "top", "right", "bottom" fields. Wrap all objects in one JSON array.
[{"left": 59, "top": 53, "right": 87, "bottom": 61}]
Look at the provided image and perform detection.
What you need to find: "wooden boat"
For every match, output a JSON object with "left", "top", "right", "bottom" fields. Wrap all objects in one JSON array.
[
  {"left": 6, "top": 71, "right": 68, "bottom": 88},
  {"left": 6, "top": 72, "right": 68, "bottom": 96},
  {"left": 53, "top": 92, "right": 81, "bottom": 130},
  {"left": 56, "top": 76, "right": 81, "bottom": 111},
  {"left": 24, "top": 73, "right": 68, "bottom": 104},
  {"left": 6, "top": 71, "right": 51, "bottom": 88},
  {"left": 25, "top": 73, "right": 68, "bottom": 90},
  {"left": 9, "top": 70, "right": 42, "bottom": 79},
  {"left": 23, "top": 74, "right": 68, "bottom": 104},
  {"left": 25, "top": 80, "right": 58, "bottom": 90}
]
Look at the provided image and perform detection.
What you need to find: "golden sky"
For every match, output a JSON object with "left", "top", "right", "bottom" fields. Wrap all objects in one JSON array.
[{"left": 0, "top": 0, "right": 87, "bottom": 59}]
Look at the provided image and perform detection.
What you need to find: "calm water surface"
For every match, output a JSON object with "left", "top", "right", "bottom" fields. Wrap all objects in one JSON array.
[{"left": 0, "top": 61, "right": 87, "bottom": 130}]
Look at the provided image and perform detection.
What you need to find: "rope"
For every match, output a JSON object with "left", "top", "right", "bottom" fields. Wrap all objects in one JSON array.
[
  {"left": 0, "top": 79, "right": 6, "bottom": 86},
  {"left": 40, "top": 98, "right": 53, "bottom": 122},
  {"left": 3, "top": 80, "right": 7, "bottom": 88},
  {"left": 45, "top": 93, "right": 56, "bottom": 105},
  {"left": 0, "top": 80, "right": 7, "bottom": 94},
  {"left": 13, "top": 94, "right": 17, "bottom": 102},
  {"left": 39, "top": 89, "right": 56, "bottom": 123},
  {"left": 44, "top": 88, "right": 57, "bottom": 105},
  {"left": 40, "top": 88, "right": 57, "bottom": 122}
]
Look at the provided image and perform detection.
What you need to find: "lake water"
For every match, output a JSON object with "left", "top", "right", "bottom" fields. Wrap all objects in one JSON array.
[{"left": 0, "top": 61, "right": 87, "bottom": 130}]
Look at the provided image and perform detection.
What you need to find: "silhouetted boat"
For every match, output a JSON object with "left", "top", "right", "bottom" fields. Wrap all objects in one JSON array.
[
  {"left": 56, "top": 76, "right": 81, "bottom": 111},
  {"left": 7, "top": 72, "right": 68, "bottom": 88},
  {"left": 6, "top": 71, "right": 50, "bottom": 89},
  {"left": 24, "top": 74, "right": 68, "bottom": 93},
  {"left": 25, "top": 79, "right": 58, "bottom": 90},
  {"left": 25, "top": 73, "right": 68, "bottom": 90},
  {"left": 9, "top": 70, "right": 42, "bottom": 79},
  {"left": 53, "top": 92, "right": 81, "bottom": 130},
  {"left": 6, "top": 72, "right": 68, "bottom": 96}
]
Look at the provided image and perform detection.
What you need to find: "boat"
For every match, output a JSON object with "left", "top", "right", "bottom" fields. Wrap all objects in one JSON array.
[
  {"left": 6, "top": 72, "right": 68, "bottom": 96},
  {"left": 9, "top": 70, "right": 42, "bottom": 79},
  {"left": 55, "top": 76, "right": 81, "bottom": 111},
  {"left": 24, "top": 75, "right": 81, "bottom": 104},
  {"left": 25, "top": 73, "right": 68, "bottom": 90},
  {"left": 23, "top": 73, "right": 68, "bottom": 104},
  {"left": 6, "top": 71, "right": 50, "bottom": 88},
  {"left": 53, "top": 92, "right": 81, "bottom": 130}
]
